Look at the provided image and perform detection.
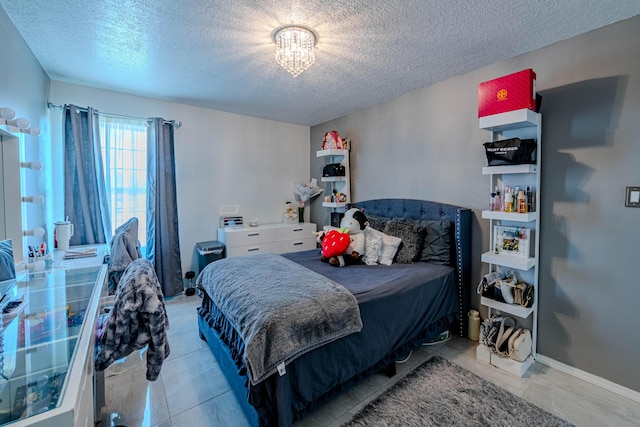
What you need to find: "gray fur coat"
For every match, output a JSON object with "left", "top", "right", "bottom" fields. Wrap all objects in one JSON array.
[{"left": 96, "top": 258, "right": 170, "bottom": 381}]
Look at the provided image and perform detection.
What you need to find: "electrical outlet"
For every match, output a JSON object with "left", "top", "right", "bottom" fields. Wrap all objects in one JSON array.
[{"left": 625, "top": 186, "right": 640, "bottom": 207}]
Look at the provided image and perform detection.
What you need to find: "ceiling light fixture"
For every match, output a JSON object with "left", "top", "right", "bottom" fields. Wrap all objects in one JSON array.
[{"left": 274, "top": 26, "right": 316, "bottom": 77}]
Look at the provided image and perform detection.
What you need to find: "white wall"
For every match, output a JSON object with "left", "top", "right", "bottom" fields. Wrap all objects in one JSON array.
[
  {"left": 310, "top": 16, "right": 640, "bottom": 393},
  {"left": 49, "top": 82, "right": 310, "bottom": 277},
  {"left": 0, "top": 7, "right": 50, "bottom": 263}
]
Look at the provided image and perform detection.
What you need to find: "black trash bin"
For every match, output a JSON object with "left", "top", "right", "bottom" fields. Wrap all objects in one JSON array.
[{"left": 195, "top": 240, "right": 225, "bottom": 274}]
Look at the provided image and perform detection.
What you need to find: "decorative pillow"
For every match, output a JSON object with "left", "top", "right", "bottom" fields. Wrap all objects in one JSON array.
[
  {"left": 378, "top": 233, "right": 402, "bottom": 266},
  {"left": 363, "top": 227, "right": 383, "bottom": 265},
  {"left": 382, "top": 219, "right": 427, "bottom": 264},
  {"left": 419, "top": 220, "right": 452, "bottom": 265},
  {"left": 365, "top": 214, "right": 390, "bottom": 231}
]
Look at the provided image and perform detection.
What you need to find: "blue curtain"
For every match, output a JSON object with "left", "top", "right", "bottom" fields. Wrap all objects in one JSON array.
[
  {"left": 63, "top": 105, "right": 112, "bottom": 245},
  {"left": 146, "top": 118, "right": 183, "bottom": 296}
]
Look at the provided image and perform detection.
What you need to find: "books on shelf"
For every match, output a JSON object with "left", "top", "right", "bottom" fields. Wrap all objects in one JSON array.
[{"left": 63, "top": 247, "right": 98, "bottom": 260}]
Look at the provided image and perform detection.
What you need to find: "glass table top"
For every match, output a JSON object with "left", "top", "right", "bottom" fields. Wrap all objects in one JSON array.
[{"left": 0, "top": 265, "right": 103, "bottom": 424}]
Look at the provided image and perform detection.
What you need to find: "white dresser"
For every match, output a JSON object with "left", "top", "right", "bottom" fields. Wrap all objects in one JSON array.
[{"left": 218, "top": 223, "right": 317, "bottom": 258}]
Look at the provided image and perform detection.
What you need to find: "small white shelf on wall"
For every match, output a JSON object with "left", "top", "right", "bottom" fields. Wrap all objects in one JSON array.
[
  {"left": 316, "top": 149, "right": 350, "bottom": 226},
  {"left": 476, "top": 108, "right": 542, "bottom": 378}
]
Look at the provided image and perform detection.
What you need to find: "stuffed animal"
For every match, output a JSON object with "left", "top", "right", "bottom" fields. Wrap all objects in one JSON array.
[
  {"left": 319, "top": 208, "right": 368, "bottom": 267},
  {"left": 322, "top": 130, "right": 344, "bottom": 150}
]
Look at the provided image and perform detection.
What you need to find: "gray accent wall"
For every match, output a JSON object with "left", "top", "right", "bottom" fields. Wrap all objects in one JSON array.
[{"left": 310, "top": 16, "right": 640, "bottom": 392}]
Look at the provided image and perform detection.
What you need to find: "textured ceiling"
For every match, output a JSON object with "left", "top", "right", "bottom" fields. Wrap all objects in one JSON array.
[{"left": 2, "top": 0, "right": 639, "bottom": 126}]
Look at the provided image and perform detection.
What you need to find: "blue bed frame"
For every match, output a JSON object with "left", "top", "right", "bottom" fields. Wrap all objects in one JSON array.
[
  {"left": 197, "top": 199, "right": 472, "bottom": 426},
  {"left": 352, "top": 199, "right": 472, "bottom": 337}
]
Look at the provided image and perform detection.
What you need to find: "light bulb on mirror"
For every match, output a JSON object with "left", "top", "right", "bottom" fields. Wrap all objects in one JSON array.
[
  {"left": 27, "top": 126, "right": 40, "bottom": 136},
  {"left": 21, "top": 161, "right": 43, "bottom": 170},
  {"left": 0, "top": 107, "right": 16, "bottom": 120},
  {"left": 3, "top": 118, "right": 30, "bottom": 129},
  {"left": 23, "top": 227, "right": 45, "bottom": 237},
  {"left": 21, "top": 195, "right": 44, "bottom": 204}
]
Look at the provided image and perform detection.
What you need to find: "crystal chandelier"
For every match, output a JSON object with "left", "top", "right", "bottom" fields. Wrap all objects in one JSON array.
[{"left": 274, "top": 26, "right": 316, "bottom": 77}]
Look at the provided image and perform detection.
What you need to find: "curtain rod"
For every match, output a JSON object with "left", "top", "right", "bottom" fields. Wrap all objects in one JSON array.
[{"left": 47, "top": 102, "right": 182, "bottom": 128}]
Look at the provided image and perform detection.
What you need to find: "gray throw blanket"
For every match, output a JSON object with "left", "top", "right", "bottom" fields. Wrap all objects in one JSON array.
[
  {"left": 197, "top": 253, "right": 363, "bottom": 385},
  {"left": 109, "top": 217, "right": 142, "bottom": 273}
]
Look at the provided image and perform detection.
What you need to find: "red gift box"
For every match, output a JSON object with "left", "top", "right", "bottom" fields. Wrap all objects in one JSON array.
[{"left": 478, "top": 69, "right": 537, "bottom": 118}]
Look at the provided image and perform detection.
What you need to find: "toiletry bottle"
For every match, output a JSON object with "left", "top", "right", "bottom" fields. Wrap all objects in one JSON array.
[
  {"left": 490, "top": 192, "right": 497, "bottom": 211},
  {"left": 517, "top": 190, "right": 527, "bottom": 213},
  {"left": 526, "top": 186, "right": 533, "bottom": 212},
  {"left": 494, "top": 186, "right": 503, "bottom": 212},
  {"left": 504, "top": 186, "right": 513, "bottom": 212}
]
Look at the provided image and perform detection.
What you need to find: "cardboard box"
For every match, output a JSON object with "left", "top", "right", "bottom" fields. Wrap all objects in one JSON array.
[{"left": 478, "top": 69, "right": 537, "bottom": 117}]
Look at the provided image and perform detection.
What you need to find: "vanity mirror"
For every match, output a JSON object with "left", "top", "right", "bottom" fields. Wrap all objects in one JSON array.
[
  {"left": 0, "top": 239, "right": 16, "bottom": 281},
  {"left": 0, "top": 129, "right": 24, "bottom": 264}
]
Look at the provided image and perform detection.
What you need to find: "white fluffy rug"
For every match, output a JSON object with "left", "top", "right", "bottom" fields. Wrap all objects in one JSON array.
[{"left": 343, "top": 356, "right": 573, "bottom": 427}]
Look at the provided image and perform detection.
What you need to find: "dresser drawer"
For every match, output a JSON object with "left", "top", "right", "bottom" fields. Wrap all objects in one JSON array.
[
  {"left": 277, "top": 223, "right": 316, "bottom": 241},
  {"left": 220, "top": 227, "right": 277, "bottom": 247},
  {"left": 226, "top": 242, "right": 278, "bottom": 258},
  {"left": 276, "top": 237, "right": 317, "bottom": 254}
]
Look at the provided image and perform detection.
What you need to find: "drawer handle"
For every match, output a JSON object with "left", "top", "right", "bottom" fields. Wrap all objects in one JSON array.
[
  {"left": 248, "top": 233, "right": 260, "bottom": 237},
  {"left": 292, "top": 228, "right": 303, "bottom": 232},
  {"left": 293, "top": 242, "right": 303, "bottom": 246},
  {"left": 248, "top": 248, "right": 260, "bottom": 252}
]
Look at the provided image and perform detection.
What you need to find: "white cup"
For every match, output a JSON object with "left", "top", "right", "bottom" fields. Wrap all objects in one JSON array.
[{"left": 55, "top": 221, "right": 74, "bottom": 250}]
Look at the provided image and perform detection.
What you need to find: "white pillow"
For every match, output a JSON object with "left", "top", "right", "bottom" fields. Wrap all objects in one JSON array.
[
  {"left": 363, "top": 227, "right": 383, "bottom": 265},
  {"left": 379, "top": 233, "right": 402, "bottom": 265}
]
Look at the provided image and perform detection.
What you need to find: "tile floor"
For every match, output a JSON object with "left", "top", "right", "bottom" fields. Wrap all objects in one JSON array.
[{"left": 101, "top": 294, "right": 640, "bottom": 427}]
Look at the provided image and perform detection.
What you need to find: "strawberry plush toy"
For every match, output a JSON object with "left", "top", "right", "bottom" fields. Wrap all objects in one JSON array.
[
  {"left": 321, "top": 229, "right": 351, "bottom": 259},
  {"left": 319, "top": 208, "right": 368, "bottom": 267}
]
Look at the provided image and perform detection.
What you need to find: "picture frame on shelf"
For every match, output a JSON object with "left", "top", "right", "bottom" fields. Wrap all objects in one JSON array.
[{"left": 493, "top": 226, "right": 530, "bottom": 258}]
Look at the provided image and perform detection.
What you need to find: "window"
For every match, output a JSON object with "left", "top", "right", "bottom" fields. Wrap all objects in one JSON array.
[{"left": 99, "top": 116, "right": 147, "bottom": 252}]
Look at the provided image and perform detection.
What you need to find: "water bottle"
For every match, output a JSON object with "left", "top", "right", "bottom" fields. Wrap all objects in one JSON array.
[{"left": 468, "top": 310, "right": 481, "bottom": 341}]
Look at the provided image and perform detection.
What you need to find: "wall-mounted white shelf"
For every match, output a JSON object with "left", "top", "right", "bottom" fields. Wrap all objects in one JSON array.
[
  {"left": 478, "top": 108, "right": 542, "bottom": 378},
  {"left": 317, "top": 148, "right": 351, "bottom": 227},
  {"left": 481, "top": 210, "right": 536, "bottom": 222},
  {"left": 481, "top": 251, "right": 536, "bottom": 270},
  {"left": 482, "top": 164, "right": 537, "bottom": 175},
  {"left": 479, "top": 108, "right": 540, "bottom": 131},
  {"left": 321, "top": 176, "right": 348, "bottom": 183},
  {"left": 322, "top": 202, "right": 348, "bottom": 209},
  {"left": 481, "top": 296, "right": 535, "bottom": 318},
  {"left": 316, "top": 149, "right": 349, "bottom": 157}
]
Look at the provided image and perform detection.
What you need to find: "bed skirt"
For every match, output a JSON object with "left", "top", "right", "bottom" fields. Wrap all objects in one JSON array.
[{"left": 198, "top": 293, "right": 456, "bottom": 426}]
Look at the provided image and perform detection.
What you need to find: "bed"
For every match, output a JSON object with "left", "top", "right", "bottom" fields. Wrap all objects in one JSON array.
[{"left": 196, "top": 199, "right": 472, "bottom": 426}]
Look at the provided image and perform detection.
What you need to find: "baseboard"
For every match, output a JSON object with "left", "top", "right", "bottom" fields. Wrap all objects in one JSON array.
[{"left": 536, "top": 354, "right": 640, "bottom": 404}]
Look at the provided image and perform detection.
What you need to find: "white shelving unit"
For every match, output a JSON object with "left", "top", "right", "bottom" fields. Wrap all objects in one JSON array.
[
  {"left": 316, "top": 149, "right": 351, "bottom": 226},
  {"left": 476, "top": 108, "right": 542, "bottom": 377}
]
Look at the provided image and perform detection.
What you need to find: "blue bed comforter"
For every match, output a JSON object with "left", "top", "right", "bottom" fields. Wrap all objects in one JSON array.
[
  {"left": 198, "top": 248, "right": 458, "bottom": 426},
  {"left": 196, "top": 252, "right": 363, "bottom": 385}
]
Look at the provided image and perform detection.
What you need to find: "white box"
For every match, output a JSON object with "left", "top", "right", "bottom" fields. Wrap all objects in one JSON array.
[
  {"left": 491, "top": 354, "right": 534, "bottom": 377},
  {"left": 476, "top": 343, "right": 492, "bottom": 363},
  {"left": 476, "top": 343, "right": 534, "bottom": 377}
]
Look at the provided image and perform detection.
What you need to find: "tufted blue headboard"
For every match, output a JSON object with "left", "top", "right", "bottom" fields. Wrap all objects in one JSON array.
[{"left": 349, "top": 199, "right": 472, "bottom": 337}]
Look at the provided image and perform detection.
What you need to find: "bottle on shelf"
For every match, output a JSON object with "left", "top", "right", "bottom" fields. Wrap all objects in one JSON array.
[
  {"left": 504, "top": 186, "right": 514, "bottom": 212},
  {"left": 526, "top": 186, "right": 533, "bottom": 212},
  {"left": 494, "top": 185, "right": 503, "bottom": 212},
  {"left": 517, "top": 190, "right": 527, "bottom": 213}
]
